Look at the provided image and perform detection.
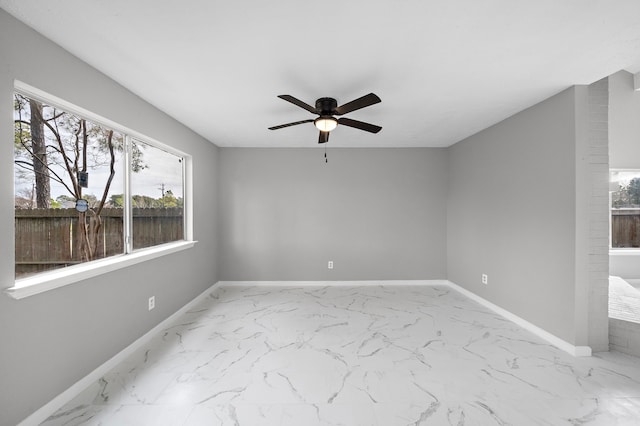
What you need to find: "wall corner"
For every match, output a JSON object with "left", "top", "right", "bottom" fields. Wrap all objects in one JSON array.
[{"left": 574, "top": 78, "right": 610, "bottom": 351}]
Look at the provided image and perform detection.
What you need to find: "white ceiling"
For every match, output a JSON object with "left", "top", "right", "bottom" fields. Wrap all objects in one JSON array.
[{"left": 3, "top": 0, "right": 640, "bottom": 148}]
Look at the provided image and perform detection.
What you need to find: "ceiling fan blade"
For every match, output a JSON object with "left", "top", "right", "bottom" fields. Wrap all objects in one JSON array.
[
  {"left": 277, "top": 95, "right": 318, "bottom": 114},
  {"left": 334, "top": 93, "right": 381, "bottom": 115},
  {"left": 318, "top": 131, "right": 329, "bottom": 144},
  {"left": 268, "top": 119, "right": 314, "bottom": 130},
  {"left": 337, "top": 117, "right": 382, "bottom": 133}
]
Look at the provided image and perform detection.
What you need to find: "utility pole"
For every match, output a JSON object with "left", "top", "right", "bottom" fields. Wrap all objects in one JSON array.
[{"left": 159, "top": 183, "right": 166, "bottom": 207}]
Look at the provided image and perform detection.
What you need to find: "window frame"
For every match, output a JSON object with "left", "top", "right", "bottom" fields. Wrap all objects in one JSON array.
[{"left": 6, "top": 81, "right": 195, "bottom": 300}]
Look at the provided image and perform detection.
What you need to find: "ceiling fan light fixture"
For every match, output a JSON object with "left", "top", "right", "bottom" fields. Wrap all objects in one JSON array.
[
  {"left": 314, "top": 116, "right": 338, "bottom": 132},
  {"left": 269, "top": 93, "right": 382, "bottom": 138}
]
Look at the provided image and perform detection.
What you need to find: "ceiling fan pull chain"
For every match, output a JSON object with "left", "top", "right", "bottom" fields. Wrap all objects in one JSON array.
[{"left": 325, "top": 145, "right": 328, "bottom": 163}]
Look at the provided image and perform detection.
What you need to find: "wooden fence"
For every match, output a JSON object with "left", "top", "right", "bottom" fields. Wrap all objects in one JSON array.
[
  {"left": 15, "top": 208, "right": 640, "bottom": 276},
  {"left": 612, "top": 209, "right": 640, "bottom": 248},
  {"left": 15, "top": 208, "right": 183, "bottom": 276}
]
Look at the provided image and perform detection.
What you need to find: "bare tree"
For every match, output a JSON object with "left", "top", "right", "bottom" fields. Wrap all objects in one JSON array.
[
  {"left": 28, "top": 99, "right": 51, "bottom": 208},
  {"left": 14, "top": 94, "right": 121, "bottom": 262},
  {"left": 14, "top": 97, "right": 52, "bottom": 208}
]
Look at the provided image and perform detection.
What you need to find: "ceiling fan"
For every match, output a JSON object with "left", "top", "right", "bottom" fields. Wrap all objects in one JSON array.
[{"left": 268, "top": 93, "right": 382, "bottom": 144}]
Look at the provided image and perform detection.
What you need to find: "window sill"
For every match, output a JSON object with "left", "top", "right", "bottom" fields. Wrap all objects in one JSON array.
[
  {"left": 5, "top": 241, "right": 197, "bottom": 300},
  {"left": 610, "top": 249, "right": 640, "bottom": 256}
]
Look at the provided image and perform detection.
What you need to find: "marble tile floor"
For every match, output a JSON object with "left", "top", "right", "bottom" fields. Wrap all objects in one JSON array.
[{"left": 42, "top": 284, "right": 640, "bottom": 425}]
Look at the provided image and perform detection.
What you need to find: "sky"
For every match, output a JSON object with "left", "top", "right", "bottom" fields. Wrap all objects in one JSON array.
[{"left": 611, "top": 170, "right": 640, "bottom": 187}]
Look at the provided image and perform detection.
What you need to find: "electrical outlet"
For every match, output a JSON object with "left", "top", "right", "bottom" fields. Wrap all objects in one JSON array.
[
  {"left": 148, "top": 296, "right": 155, "bottom": 311},
  {"left": 482, "top": 274, "right": 488, "bottom": 285},
  {"left": 328, "top": 261, "right": 334, "bottom": 269}
]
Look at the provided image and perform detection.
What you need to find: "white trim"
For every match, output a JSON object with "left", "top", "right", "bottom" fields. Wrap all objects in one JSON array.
[
  {"left": 573, "top": 346, "right": 593, "bottom": 357},
  {"left": 183, "top": 155, "right": 193, "bottom": 241},
  {"left": 217, "top": 280, "right": 447, "bottom": 287},
  {"left": 123, "top": 134, "right": 133, "bottom": 254},
  {"left": 17, "top": 281, "right": 219, "bottom": 426},
  {"left": 446, "top": 280, "right": 592, "bottom": 357},
  {"left": 6, "top": 241, "right": 197, "bottom": 300},
  {"left": 609, "top": 249, "right": 640, "bottom": 255}
]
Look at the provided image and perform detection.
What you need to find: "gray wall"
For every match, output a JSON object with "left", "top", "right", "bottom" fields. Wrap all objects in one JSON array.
[
  {"left": 609, "top": 70, "right": 640, "bottom": 169},
  {"left": 218, "top": 148, "right": 447, "bottom": 281},
  {"left": 0, "top": 10, "right": 219, "bottom": 426},
  {"left": 447, "top": 88, "right": 579, "bottom": 344}
]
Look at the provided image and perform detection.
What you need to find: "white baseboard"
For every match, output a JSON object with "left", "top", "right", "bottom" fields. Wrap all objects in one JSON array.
[
  {"left": 217, "top": 279, "right": 449, "bottom": 287},
  {"left": 18, "top": 282, "right": 220, "bottom": 426},
  {"left": 446, "top": 280, "right": 592, "bottom": 357}
]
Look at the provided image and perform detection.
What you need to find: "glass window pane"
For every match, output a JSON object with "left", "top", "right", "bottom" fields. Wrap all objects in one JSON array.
[
  {"left": 130, "top": 140, "right": 184, "bottom": 250},
  {"left": 611, "top": 170, "right": 640, "bottom": 248},
  {"left": 14, "top": 93, "right": 124, "bottom": 278}
]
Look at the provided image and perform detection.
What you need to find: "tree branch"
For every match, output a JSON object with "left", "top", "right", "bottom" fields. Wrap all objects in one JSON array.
[
  {"left": 45, "top": 112, "right": 64, "bottom": 122},
  {"left": 14, "top": 161, "right": 70, "bottom": 187},
  {"left": 73, "top": 119, "right": 81, "bottom": 193},
  {"left": 82, "top": 120, "right": 88, "bottom": 173},
  {"left": 34, "top": 104, "right": 79, "bottom": 198},
  {"left": 94, "top": 130, "right": 115, "bottom": 217},
  {"left": 14, "top": 119, "right": 31, "bottom": 127},
  {"left": 15, "top": 141, "right": 76, "bottom": 195}
]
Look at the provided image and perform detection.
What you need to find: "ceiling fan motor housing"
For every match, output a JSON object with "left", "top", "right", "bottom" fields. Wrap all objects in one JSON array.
[{"left": 316, "top": 97, "right": 338, "bottom": 115}]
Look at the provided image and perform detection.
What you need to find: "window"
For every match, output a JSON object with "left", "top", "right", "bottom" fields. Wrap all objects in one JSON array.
[
  {"left": 130, "top": 140, "right": 185, "bottom": 250},
  {"left": 610, "top": 170, "right": 640, "bottom": 248},
  {"left": 13, "top": 87, "right": 188, "bottom": 282}
]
